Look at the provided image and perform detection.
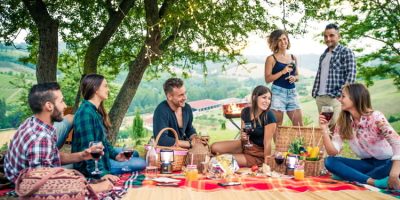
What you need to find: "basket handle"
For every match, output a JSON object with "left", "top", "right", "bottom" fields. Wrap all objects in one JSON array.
[{"left": 154, "top": 127, "right": 180, "bottom": 149}]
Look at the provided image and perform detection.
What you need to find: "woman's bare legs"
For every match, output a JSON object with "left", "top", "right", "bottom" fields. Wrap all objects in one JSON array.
[
  {"left": 287, "top": 109, "right": 303, "bottom": 126},
  {"left": 272, "top": 110, "right": 284, "bottom": 142},
  {"left": 211, "top": 140, "right": 242, "bottom": 155},
  {"left": 211, "top": 140, "right": 249, "bottom": 166}
]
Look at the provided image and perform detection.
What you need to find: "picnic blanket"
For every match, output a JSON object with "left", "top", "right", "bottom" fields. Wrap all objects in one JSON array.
[{"left": 110, "top": 172, "right": 398, "bottom": 200}]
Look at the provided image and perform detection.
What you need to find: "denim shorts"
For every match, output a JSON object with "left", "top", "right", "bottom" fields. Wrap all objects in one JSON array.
[{"left": 271, "top": 84, "right": 301, "bottom": 112}]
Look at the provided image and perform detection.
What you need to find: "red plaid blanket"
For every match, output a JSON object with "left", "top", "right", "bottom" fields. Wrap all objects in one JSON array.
[{"left": 115, "top": 173, "right": 365, "bottom": 193}]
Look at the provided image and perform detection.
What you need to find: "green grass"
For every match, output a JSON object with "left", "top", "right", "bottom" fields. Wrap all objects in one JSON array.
[{"left": 0, "top": 73, "right": 23, "bottom": 102}]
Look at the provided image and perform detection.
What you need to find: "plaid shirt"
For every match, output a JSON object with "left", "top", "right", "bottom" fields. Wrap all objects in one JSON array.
[
  {"left": 312, "top": 44, "right": 357, "bottom": 98},
  {"left": 4, "top": 116, "right": 60, "bottom": 183},
  {"left": 72, "top": 100, "right": 118, "bottom": 178}
]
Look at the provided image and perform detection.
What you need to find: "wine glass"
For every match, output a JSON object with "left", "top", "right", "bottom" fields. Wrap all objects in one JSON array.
[
  {"left": 321, "top": 106, "right": 334, "bottom": 122},
  {"left": 121, "top": 144, "right": 134, "bottom": 172},
  {"left": 243, "top": 122, "right": 253, "bottom": 148},
  {"left": 288, "top": 62, "right": 296, "bottom": 76},
  {"left": 274, "top": 152, "right": 285, "bottom": 165},
  {"left": 89, "top": 141, "right": 103, "bottom": 175}
]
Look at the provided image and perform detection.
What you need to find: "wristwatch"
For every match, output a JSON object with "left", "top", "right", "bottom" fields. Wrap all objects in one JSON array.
[{"left": 189, "top": 139, "right": 192, "bottom": 148}]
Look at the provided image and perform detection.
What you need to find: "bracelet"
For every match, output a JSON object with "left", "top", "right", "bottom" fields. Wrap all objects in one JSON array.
[{"left": 189, "top": 140, "right": 192, "bottom": 148}]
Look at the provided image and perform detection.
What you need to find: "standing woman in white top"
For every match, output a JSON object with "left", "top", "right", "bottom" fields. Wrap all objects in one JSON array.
[{"left": 320, "top": 83, "right": 400, "bottom": 190}]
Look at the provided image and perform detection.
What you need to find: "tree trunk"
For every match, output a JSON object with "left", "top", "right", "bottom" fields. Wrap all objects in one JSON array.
[
  {"left": 108, "top": 47, "right": 151, "bottom": 144},
  {"left": 72, "top": 0, "right": 136, "bottom": 111},
  {"left": 107, "top": 0, "right": 169, "bottom": 144},
  {"left": 23, "top": 0, "right": 58, "bottom": 83}
]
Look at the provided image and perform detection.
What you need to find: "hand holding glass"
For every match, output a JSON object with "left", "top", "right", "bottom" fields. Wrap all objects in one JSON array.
[
  {"left": 243, "top": 123, "right": 253, "bottom": 148},
  {"left": 274, "top": 152, "right": 285, "bottom": 165},
  {"left": 288, "top": 62, "right": 295, "bottom": 76},
  {"left": 121, "top": 145, "right": 134, "bottom": 172},
  {"left": 321, "top": 106, "right": 334, "bottom": 121},
  {"left": 89, "top": 141, "right": 103, "bottom": 175}
]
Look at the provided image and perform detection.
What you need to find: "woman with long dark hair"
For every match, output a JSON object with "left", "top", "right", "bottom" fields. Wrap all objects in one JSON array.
[
  {"left": 72, "top": 74, "right": 145, "bottom": 179},
  {"left": 211, "top": 85, "right": 277, "bottom": 167},
  {"left": 321, "top": 83, "right": 400, "bottom": 190}
]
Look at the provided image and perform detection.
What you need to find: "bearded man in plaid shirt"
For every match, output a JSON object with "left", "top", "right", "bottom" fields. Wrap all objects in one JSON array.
[
  {"left": 3, "top": 83, "right": 110, "bottom": 193},
  {"left": 312, "top": 24, "right": 357, "bottom": 129}
]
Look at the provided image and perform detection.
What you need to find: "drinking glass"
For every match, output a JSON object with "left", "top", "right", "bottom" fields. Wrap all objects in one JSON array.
[
  {"left": 274, "top": 152, "right": 285, "bottom": 165},
  {"left": 89, "top": 141, "right": 103, "bottom": 175},
  {"left": 288, "top": 62, "right": 296, "bottom": 76},
  {"left": 243, "top": 122, "right": 253, "bottom": 148},
  {"left": 321, "top": 106, "right": 334, "bottom": 121},
  {"left": 121, "top": 145, "right": 134, "bottom": 172}
]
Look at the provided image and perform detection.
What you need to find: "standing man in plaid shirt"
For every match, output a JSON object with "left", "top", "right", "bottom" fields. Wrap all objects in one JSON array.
[
  {"left": 312, "top": 24, "right": 357, "bottom": 129},
  {"left": 3, "top": 83, "right": 111, "bottom": 193}
]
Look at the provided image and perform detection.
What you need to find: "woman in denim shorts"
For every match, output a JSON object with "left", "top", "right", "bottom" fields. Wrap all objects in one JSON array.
[{"left": 264, "top": 29, "right": 303, "bottom": 127}]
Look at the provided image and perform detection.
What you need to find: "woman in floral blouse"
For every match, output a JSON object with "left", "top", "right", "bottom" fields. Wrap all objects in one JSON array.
[{"left": 320, "top": 83, "right": 400, "bottom": 190}]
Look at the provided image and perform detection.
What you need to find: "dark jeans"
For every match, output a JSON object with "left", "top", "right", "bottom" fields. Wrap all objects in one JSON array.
[
  {"left": 324, "top": 156, "right": 392, "bottom": 183},
  {"left": 110, "top": 147, "right": 146, "bottom": 174}
]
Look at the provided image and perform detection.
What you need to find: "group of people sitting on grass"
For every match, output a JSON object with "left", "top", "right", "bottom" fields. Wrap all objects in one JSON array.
[{"left": 3, "top": 23, "right": 399, "bottom": 193}]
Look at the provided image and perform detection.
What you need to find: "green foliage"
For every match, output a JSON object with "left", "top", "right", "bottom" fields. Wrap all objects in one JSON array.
[
  {"left": 219, "top": 119, "right": 226, "bottom": 130},
  {"left": 302, "top": 115, "right": 314, "bottom": 126},
  {"left": 130, "top": 110, "right": 148, "bottom": 146},
  {"left": 388, "top": 114, "right": 400, "bottom": 123},
  {"left": 7, "top": 73, "right": 34, "bottom": 126},
  {"left": 288, "top": 137, "right": 304, "bottom": 155}
]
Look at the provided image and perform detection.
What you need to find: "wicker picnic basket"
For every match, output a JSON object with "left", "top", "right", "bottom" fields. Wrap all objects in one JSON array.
[
  {"left": 150, "top": 127, "right": 188, "bottom": 171},
  {"left": 269, "top": 126, "right": 325, "bottom": 176}
]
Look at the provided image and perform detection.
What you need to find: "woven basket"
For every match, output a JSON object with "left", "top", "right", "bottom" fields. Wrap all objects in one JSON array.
[
  {"left": 148, "top": 127, "right": 188, "bottom": 171},
  {"left": 269, "top": 126, "right": 325, "bottom": 176}
]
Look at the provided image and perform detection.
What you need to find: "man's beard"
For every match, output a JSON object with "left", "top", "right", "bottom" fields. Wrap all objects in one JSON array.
[{"left": 51, "top": 107, "right": 63, "bottom": 123}]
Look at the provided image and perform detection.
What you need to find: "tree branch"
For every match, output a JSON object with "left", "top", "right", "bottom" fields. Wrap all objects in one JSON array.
[
  {"left": 372, "top": 0, "right": 400, "bottom": 38},
  {"left": 363, "top": 34, "right": 400, "bottom": 56},
  {"left": 83, "top": 0, "right": 136, "bottom": 74}
]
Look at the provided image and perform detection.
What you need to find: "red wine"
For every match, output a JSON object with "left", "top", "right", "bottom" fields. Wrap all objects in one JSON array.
[
  {"left": 91, "top": 152, "right": 101, "bottom": 160},
  {"left": 275, "top": 157, "right": 285, "bottom": 165},
  {"left": 322, "top": 112, "right": 334, "bottom": 121},
  {"left": 123, "top": 150, "right": 133, "bottom": 159}
]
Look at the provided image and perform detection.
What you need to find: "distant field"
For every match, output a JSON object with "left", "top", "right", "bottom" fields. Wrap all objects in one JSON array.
[
  {"left": 0, "top": 61, "right": 35, "bottom": 74},
  {"left": 0, "top": 129, "right": 15, "bottom": 148},
  {"left": 0, "top": 73, "right": 23, "bottom": 102}
]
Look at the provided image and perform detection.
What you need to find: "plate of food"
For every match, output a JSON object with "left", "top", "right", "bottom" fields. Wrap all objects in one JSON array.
[{"left": 152, "top": 177, "right": 181, "bottom": 183}]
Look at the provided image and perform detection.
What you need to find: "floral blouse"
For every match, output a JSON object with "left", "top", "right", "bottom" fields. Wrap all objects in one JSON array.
[{"left": 332, "top": 111, "right": 400, "bottom": 160}]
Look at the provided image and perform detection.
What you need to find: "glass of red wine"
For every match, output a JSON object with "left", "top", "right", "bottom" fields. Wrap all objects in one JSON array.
[
  {"left": 288, "top": 62, "right": 296, "bottom": 76},
  {"left": 243, "top": 122, "right": 253, "bottom": 148},
  {"left": 121, "top": 145, "right": 134, "bottom": 172},
  {"left": 321, "top": 106, "right": 334, "bottom": 122},
  {"left": 89, "top": 141, "right": 103, "bottom": 175},
  {"left": 274, "top": 152, "right": 285, "bottom": 165}
]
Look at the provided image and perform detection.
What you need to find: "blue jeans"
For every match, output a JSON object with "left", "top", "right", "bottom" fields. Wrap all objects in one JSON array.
[
  {"left": 54, "top": 118, "right": 73, "bottom": 149},
  {"left": 325, "top": 156, "right": 392, "bottom": 183},
  {"left": 110, "top": 148, "right": 146, "bottom": 174}
]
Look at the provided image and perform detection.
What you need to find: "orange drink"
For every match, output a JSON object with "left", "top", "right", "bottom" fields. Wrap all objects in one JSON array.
[
  {"left": 185, "top": 165, "right": 199, "bottom": 181},
  {"left": 294, "top": 168, "right": 304, "bottom": 180}
]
